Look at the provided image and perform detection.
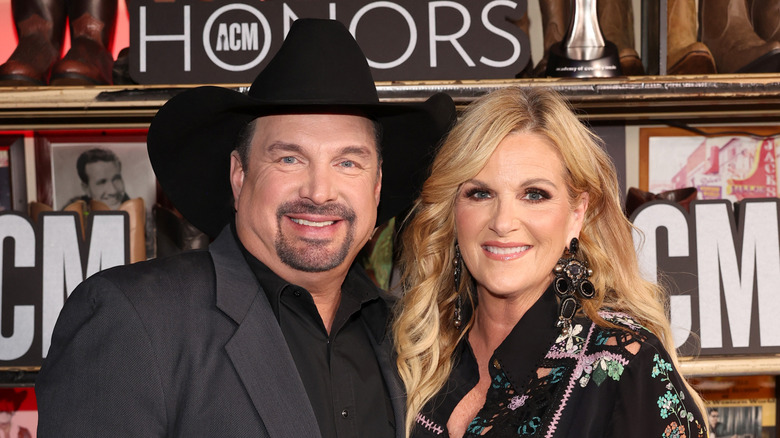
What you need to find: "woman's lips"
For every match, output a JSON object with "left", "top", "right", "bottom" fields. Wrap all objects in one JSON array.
[{"left": 481, "top": 243, "right": 531, "bottom": 260}]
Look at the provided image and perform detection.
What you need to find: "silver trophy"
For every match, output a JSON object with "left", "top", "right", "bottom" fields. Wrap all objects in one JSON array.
[{"left": 546, "top": 0, "right": 621, "bottom": 77}]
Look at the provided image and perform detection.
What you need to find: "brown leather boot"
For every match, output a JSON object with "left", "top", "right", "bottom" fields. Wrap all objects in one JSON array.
[
  {"left": 51, "top": 0, "right": 117, "bottom": 85},
  {"left": 597, "top": 0, "right": 644, "bottom": 75},
  {"left": 91, "top": 198, "right": 146, "bottom": 263},
  {"left": 512, "top": 12, "right": 534, "bottom": 77},
  {"left": 28, "top": 201, "right": 53, "bottom": 223},
  {"left": 625, "top": 187, "right": 698, "bottom": 217},
  {"left": 534, "top": 0, "right": 571, "bottom": 77},
  {"left": 64, "top": 199, "right": 88, "bottom": 238},
  {"left": 666, "top": 0, "right": 716, "bottom": 74},
  {"left": 0, "top": 0, "right": 65, "bottom": 86},
  {"left": 749, "top": 0, "right": 780, "bottom": 42},
  {"left": 701, "top": 0, "right": 780, "bottom": 73}
]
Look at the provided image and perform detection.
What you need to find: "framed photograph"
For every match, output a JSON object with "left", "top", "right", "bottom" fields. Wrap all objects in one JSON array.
[
  {"left": 691, "top": 375, "right": 777, "bottom": 438},
  {"left": 0, "top": 386, "right": 37, "bottom": 437},
  {"left": 0, "top": 135, "right": 27, "bottom": 213},
  {"left": 35, "top": 130, "right": 157, "bottom": 260},
  {"left": 639, "top": 126, "right": 780, "bottom": 202}
]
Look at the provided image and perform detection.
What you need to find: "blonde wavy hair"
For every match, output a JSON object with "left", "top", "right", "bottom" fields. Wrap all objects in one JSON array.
[{"left": 393, "top": 86, "right": 705, "bottom": 437}]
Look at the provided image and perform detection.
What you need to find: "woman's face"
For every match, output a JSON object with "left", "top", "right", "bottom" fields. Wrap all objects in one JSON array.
[{"left": 454, "top": 131, "right": 588, "bottom": 303}]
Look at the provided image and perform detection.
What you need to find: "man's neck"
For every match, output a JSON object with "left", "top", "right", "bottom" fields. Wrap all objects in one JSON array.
[{"left": 273, "top": 262, "right": 350, "bottom": 335}]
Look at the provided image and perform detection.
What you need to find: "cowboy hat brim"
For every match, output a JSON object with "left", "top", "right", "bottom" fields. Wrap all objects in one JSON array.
[{"left": 148, "top": 86, "right": 455, "bottom": 238}]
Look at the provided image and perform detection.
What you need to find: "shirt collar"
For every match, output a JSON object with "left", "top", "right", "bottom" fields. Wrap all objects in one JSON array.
[
  {"left": 232, "top": 222, "right": 389, "bottom": 342},
  {"left": 492, "top": 283, "right": 561, "bottom": 392}
]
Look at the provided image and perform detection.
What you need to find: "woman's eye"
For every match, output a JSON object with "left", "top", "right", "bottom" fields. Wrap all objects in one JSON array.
[
  {"left": 465, "top": 188, "right": 491, "bottom": 200},
  {"left": 524, "top": 189, "right": 549, "bottom": 202}
]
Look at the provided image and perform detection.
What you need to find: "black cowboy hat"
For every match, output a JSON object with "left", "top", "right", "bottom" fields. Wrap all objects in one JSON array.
[{"left": 148, "top": 18, "right": 456, "bottom": 239}]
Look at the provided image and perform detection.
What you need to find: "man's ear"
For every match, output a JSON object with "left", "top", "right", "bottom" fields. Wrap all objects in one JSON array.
[
  {"left": 374, "top": 167, "right": 382, "bottom": 205},
  {"left": 81, "top": 181, "right": 89, "bottom": 194},
  {"left": 229, "top": 151, "right": 244, "bottom": 210}
]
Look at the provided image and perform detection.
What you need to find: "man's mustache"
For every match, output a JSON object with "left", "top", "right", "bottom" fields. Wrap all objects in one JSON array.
[{"left": 277, "top": 200, "right": 356, "bottom": 223}]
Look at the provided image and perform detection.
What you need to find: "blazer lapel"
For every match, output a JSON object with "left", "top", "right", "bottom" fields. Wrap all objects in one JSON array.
[
  {"left": 362, "top": 299, "right": 406, "bottom": 438},
  {"left": 210, "top": 228, "right": 321, "bottom": 438}
]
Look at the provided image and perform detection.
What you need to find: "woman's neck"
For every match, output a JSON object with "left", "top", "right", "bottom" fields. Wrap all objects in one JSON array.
[{"left": 469, "top": 285, "right": 546, "bottom": 354}]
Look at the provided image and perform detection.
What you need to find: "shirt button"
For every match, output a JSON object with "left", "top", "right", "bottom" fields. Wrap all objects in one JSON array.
[
  {"left": 493, "top": 359, "right": 501, "bottom": 369},
  {"left": 293, "top": 290, "right": 301, "bottom": 297},
  {"left": 341, "top": 409, "right": 349, "bottom": 418}
]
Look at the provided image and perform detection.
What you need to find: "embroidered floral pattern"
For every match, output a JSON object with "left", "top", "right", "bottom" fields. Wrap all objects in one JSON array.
[
  {"left": 652, "top": 354, "right": 699, "bottom": 435},
  {"left": 663, "top": 421, "right": 687, "bottom": 438},
  {"left": 415, "top": 312, "right": 706, "bottom": 438}
]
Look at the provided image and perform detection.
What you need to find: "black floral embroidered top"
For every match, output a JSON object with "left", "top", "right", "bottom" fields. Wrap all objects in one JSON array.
[{"left": 412, "top": 285, "right": 706, "bottom": 438}]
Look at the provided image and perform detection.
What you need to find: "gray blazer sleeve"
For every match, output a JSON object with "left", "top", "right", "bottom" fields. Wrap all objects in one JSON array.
[{"left": 36, "top": 275, "right": 167, "bottom": 437}]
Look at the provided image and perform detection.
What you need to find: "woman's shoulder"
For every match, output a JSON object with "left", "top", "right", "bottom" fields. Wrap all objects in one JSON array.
[
  {"left": 581, "top": 310, "right": 672, "bottom": 366},
  {"left": 557, "top": 311, "right": 668, "bottom": 362}
]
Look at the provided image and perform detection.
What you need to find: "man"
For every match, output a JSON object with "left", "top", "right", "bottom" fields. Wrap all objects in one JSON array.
[
  {"left": 35, "top": 19, "right": 456, "bottom": 437},
  {"left": 707, "top": 408, "right": 733, "bottom": 438},
  {"left": 70, "top": 147, "right": 129, "bottom": 209}
]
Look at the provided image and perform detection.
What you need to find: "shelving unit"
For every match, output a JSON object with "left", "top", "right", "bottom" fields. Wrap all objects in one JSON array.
[
  {"left": 3, "top": 74, "right": 780, "bottom": 380},
  {"left": 3, "top": 74, "right": 780, "bottom": 130}
]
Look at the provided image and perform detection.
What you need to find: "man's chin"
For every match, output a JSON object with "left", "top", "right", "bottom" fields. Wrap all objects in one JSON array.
[{"left": 276, "top": 241, "right": 352, "bottom": 273}]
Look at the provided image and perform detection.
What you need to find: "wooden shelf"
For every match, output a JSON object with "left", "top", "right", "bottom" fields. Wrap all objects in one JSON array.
[{"left": 2, "top": 74, "right": 780, "bottom": 129}]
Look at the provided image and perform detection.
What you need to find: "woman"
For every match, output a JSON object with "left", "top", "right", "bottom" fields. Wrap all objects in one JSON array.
[{"left": 393, "top": 87, "right": 706, "bottom": 437}]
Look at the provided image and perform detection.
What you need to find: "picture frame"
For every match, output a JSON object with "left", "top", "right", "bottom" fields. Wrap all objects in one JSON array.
[
  {"left": 0, "top": 386, "right": 37, "bottom": 437},
  {"left": 0, "top": 134, "right": 27, "bottom": 213},
  {"left": 34, "top": 129, "right": 157, "bottom": 260},
  {"left": 638, "top": 126, "right": 780, "bottom": 201},
  {"left": 691, "top": 374, "right": 777, "bottom": 438}
]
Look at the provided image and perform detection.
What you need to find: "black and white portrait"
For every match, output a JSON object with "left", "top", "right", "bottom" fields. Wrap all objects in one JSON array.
[{"left": 50, "top": 142, "right": 155, "bottom": 213}]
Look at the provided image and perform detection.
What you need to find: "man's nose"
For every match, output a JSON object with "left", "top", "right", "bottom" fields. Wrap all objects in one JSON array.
[{"left": 299, "top": 163, "right": 337, "bottom": 204}]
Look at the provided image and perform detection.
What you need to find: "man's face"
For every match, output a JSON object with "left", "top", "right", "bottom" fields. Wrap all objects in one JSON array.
[
  {"left": 230, "top": 113, "right": 381, "bottom": 282},
  {"left": 708, "top": 410, "right": 719, "bottom": 428},
  {"left": 82, "top": 160, "right": 126, "bottom": 209}
]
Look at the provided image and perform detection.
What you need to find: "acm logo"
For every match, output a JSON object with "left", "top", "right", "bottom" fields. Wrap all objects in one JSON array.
[{"left": 203, "top": 4, "right": 272, "bottom": 72}]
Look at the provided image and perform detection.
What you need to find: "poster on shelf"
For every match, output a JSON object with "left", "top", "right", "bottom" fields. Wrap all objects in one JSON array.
[
  {"left": 691, "top": 375, "right": 776, "bottom": 438},
  {"left": 644, "top": 130, "right": 779, "bottom": 201},
  {"left": 0, "top": 147, "right": 11, "bottom": 211},
  {"left": 0, "top": 135, "right": 27, "bottom": 213},
  {"left": 0, "top": 387, "right": 37, "bottom": 438},
  {"left": 634, "top": 126, "right": 780, "bottom": 357},
  {"left": 128, "top": 0, "right": 531, "bottom": 84},
  {"left": 34, "top": 131, "right": 157, "bottom": 262}
]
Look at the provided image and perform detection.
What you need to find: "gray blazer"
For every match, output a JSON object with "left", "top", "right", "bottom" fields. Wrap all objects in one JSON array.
[{"left": 36, "top": 227, "right": 405, "bottom": 437}]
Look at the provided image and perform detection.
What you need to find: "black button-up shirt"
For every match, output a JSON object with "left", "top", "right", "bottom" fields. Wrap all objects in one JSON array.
[{"left": 238, "top": 239, "right": 395, "bottom": 438}]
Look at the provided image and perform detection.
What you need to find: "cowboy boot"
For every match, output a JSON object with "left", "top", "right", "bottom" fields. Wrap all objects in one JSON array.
[
  {"left": 749, "top": 0, "right": 780, "bottom": 42},
  {"left": 0, "top": 0, "right": 65, "bottom": 86},
  {"left": 64, "top": 199, "right": 88, "bottom": 238},
  {"left": 666, "top": 0, "right": 716, "bottom": 74},
  {"left": 28, "top": 201, "right": 53, "bottom": 223},
  {"left": 28, "top": 200, "right": 87, "bottom": 236},
  {"left": 154, "top": 204, "right": 209, "bottom": 258},
  {"left": 597, "top": 0, "right": 644, "bottom": 75},
  {"left": 92, "top": 198, "right": 146, "bottom": 263},
  {"left": 512, "top": 11, "right": 534, "bottom": 77},
  {"left": 625, "top": 187, "right": 698, "bottom": 217},
  {"left": 50, "top": 0, "right": 117, "bottom": 85},
  {"left": 701, "top": 0, "right": 780, "bottom": 73},
  {"left": 533, "top": 0, "right": 571, "bottom": 76}
]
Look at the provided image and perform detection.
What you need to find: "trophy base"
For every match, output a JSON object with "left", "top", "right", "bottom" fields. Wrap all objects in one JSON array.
[{"left": 546, "top": 41, "right": 622, "bottom": 78}]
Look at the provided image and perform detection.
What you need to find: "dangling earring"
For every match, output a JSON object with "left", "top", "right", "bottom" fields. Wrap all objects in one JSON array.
[
  {"left": 454, "top": 295, "right": 463, "bottom": 329},
  {"left": 453, "top": 243, "right": 463, "bottom": 329},
  {"left": 553, "top": 237, "right": 594, "bottom": 333}
]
